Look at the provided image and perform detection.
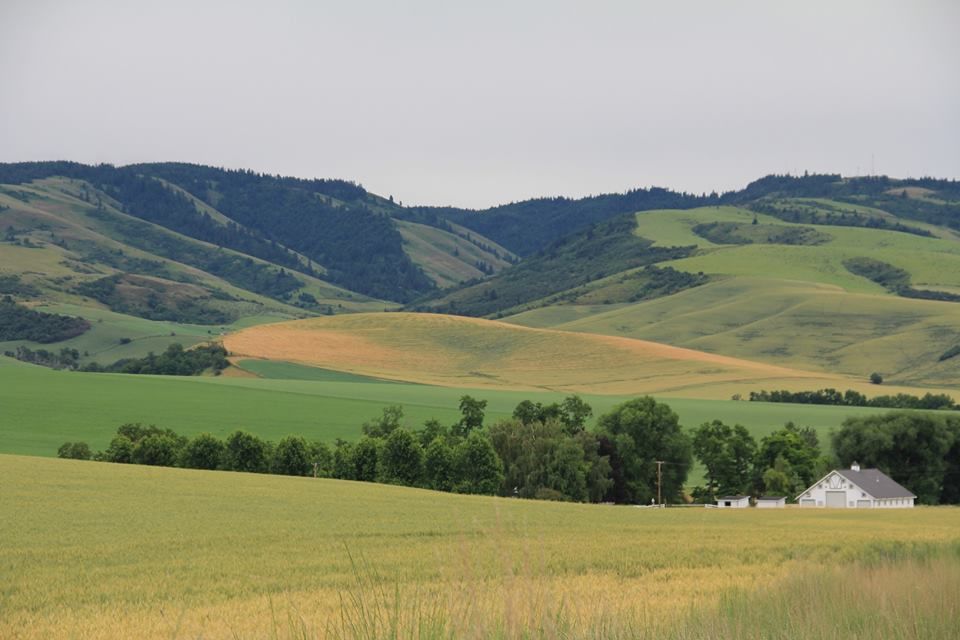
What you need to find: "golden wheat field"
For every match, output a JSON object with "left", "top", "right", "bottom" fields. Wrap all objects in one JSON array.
[
  {"left": 223, "top": 312, "right": 952, "bottom": 399},
  {"left": 3, "top": 455, "right": 959, "bottom": 639}
]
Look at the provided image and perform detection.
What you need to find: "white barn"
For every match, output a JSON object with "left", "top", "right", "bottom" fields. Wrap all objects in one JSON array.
[
  {"left": 716, "top": 495, "right": 750, "bottom": 508},
  {"left": 797, "top": 463, "right": 915, "bottom": 508},
  {"left": 756, "top": 496, "right": 786, "bottom": 508}
]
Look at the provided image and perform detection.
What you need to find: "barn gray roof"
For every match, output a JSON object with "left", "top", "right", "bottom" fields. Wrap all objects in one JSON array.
[{"left": 836, "top": 468, "right": 916, "bottom": 499}]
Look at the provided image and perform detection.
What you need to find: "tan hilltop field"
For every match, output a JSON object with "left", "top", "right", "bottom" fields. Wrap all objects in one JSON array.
[{"left": 224, "top": 312, "right": 951, "bottom": 398}]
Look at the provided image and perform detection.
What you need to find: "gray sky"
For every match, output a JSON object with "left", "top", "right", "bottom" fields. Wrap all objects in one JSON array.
[{"left": 2, "top": 1, "right": 958, "bottom": 208}]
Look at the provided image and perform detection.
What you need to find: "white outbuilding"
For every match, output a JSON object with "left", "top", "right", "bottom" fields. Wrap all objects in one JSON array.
[
  {"left": 716, "top": 495, "right": 750, "bottom": 508},
  {"left": 796, "top": 463, "right": 915, "bottom": 508},
  {"left": 755, "top": 496, "right": 786, "bottom": 508}
]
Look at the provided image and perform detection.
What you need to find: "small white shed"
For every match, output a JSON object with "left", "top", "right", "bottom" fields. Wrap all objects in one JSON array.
[
  {"left": 716, "top": 495, "right": 750, "bottom": 508},
  {"left": 756, "top": 496, "right": 786, "bottom": 508}
]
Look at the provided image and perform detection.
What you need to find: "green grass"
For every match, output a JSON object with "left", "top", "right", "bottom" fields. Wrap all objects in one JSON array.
[
  {"left": 512, "top": 202, "right": 960, "bottom": 385},
  {"left": 0, "top": 354, "right": 926, "bottom": 463},
  {"left": 0, "top": 303, "right": 291, "bottom": 364},
  {"left": 3, "top": 455, "right": 959, "bottom": 639},
  {"left": 506, "top": 276, "right": 960, "bottom": 388},
  {"left": 235, "top": 358, "right": 405, "bottom": 383},
  {"left": 634, "top": 205, "right": 763, "bottom": 247},
  {"left": 504, "top": 204, "right": 960, "bottom": 388},
  {"left": 634, "top": 205, "right": 960, "bottom": 292}
]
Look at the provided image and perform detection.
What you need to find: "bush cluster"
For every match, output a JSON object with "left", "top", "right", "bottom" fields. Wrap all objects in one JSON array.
[
  {"left": 59, "top": 397, "right": 960, "bottom": 506},
  {"left": 58, "top": 395, "right": 695, "bottom": 504},
  {"left": 81, "top": 343, "right": 229, "bottom": 376},
  {"left": 0, "top": 296, "right": 90, "bottom": 343},
  {"left": 749, "top": 388, "right": 957, "bottom": 411}
]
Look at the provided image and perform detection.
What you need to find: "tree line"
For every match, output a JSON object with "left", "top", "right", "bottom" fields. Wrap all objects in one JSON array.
[
  {"left": 57, "top": 395, "right": 691, "bottom": 503},
  {"left": 80, "top": 343, "right": 229, "bottom": 376},
  {"left": 0, "top": 297, "right": 90, "bottom": 343},
  {"left": 749, "top": 388, "right": 957, "bottom": 411},
  {"left": 57, "top": 397, "right": 960, "bottom": 505}
]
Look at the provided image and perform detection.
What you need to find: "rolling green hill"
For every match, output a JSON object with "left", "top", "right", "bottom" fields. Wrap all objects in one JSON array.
[
  {"left": 4, "top": 163, "right": 959, "bottom": 398},
  {"left": 418, "top": 173, "right": 960, "bottom": 257},
  {"left": 0, "top": 177, "right": 388, "bottom": 363},
  {"left": 0, "top": 162, "right": 514, "bottom": 302},
  {"left": 396, "top": 219, "right": 514, "bottom": 287},
  {"left": 502, "top": 205, "right": 960, "bottom": 387},
  {"left": 0, "top": 353, "right": 924, "bottom": 461},
  {"left": 411, "top": 214, "right": 700, "bottom": 316}
]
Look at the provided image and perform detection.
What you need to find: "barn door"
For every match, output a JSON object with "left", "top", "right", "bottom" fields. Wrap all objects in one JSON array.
[{"left": 825, "top": 491, "right": 846, "bottom": 508}]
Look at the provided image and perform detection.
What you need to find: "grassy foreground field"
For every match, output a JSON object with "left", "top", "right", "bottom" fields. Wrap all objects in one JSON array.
[
  {"left": 2, "top": 455, "right": 959, "bottom": 639},
  {"left": 0, "top": 354, "right": 912, "bottom": 460}
]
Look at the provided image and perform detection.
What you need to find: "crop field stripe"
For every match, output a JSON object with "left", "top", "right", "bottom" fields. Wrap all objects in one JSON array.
[
  {"left": 0, "top": 354, "right": 939, "bottom": 486},
  {"left": 3, "top": 455, "right": 959, "bottom": 639},
  {"left": 221, "top": 312, "right": 928, "bottom": 398}
]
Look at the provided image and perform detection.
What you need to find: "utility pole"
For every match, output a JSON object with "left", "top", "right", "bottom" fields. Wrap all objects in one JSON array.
[{"left": 656, "top": 460, "right": 664, "bottom": 507}]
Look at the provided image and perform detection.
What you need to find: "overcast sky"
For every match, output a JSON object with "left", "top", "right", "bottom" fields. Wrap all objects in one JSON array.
[{"left": 2, "top": 1, "right": 958, "bottom": 208}]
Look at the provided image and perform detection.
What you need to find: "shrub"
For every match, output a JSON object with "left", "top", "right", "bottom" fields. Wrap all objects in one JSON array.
[
  {"left": 57, "top": 442, "right": 92, "bottom": 460},
  {"left": 181, "top": 433, "right": 226, "bottom": 470},
  {"left": 424, "top": 437, "right": 455, "bottom": 492},
  {"left": 102, "top": 435, "right": 134, "bottom": 463},
  {"left": 452, "top": 432, "right": 503, "bottom": 495},
  {"left": 939, "top": 345, "right": 960, "bottom": 362},
  {"left": 332, "top": 440, "right": 356, "bottom": 480},
  {"left": 308, "top": 441, "right": 333, "bottom": 477},
  {"left": 131, "top": 433, "right": 182, "bottom": 467},
  {"left": 353, "top": 438, "right": 381, "bottom": 482},
  {"left": 378, "top": 429, "right": 424, "bottom": 486},
  {"left": 224, "top": 430, "right": 269, "bottom": 473},
  {"left": 271, "top": 435, "right": 312, "bottom": 476},
  {"left": 870, "top": 372, "right": 884, "bottom": 385}
]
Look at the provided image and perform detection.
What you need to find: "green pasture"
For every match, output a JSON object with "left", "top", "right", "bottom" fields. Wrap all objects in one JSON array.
[
  {"left": 234, "top": 358, "right": 404, "bottom": 383},
  {"left": 0, "top": 354, "right": 920, "bottom": 461},
  {"left": 0, "top": 303, "right": 289, "bottom": 364},
  {"left": 633, "top": 205, "right": 960, "bottom": 292},
  {"left": 506, "top": 276, "right": 960, "bottom": 387},
  {"left": 634, "top": 205, "right": 767, "bottom": 247}
]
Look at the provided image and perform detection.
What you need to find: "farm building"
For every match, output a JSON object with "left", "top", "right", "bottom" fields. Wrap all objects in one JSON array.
[
  {"left": 797, "top": 463, "right": 915, "bottom": 508},
  {"left": 716, "top": 495, "right": 750, "bottom": 508},
  {"left": 756, "top": 496, "right": 786, "bottom": 508}
]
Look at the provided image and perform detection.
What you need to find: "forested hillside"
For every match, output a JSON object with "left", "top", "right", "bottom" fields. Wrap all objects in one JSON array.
[
  {"left": 415, "top": 188, "right": 718, "bottom": 256},
  {"left": 412, "top": 214, "right": 699, "bottom": 316},
  {"left": 408, "top": 173, "right": 960, "bottom": 259},
  {"left": 0, "top": 162, "right": 434, "bottom": 302}
]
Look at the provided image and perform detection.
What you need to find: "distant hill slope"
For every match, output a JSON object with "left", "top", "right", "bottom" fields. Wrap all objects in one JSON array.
[
  {"left": 0, "top": 177, "right": 390, "bottom": 365},
  {"left": 502, "top": 205, "right": 960, "bottom": 387},
  {"left": 413, "top": 187, "right": 717, "bottom": 256},
  {"left": 0, "top": 162, "right": 514, "bottom": 302},
  {"left": 410, "top": 213, "right": 700, "bottom": 317},
  {"left": 418, "top": 173, "right": 960, "bottom": 257},
  {"left": 222, "top": 312, "right": 954, "bottom": 398}
]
